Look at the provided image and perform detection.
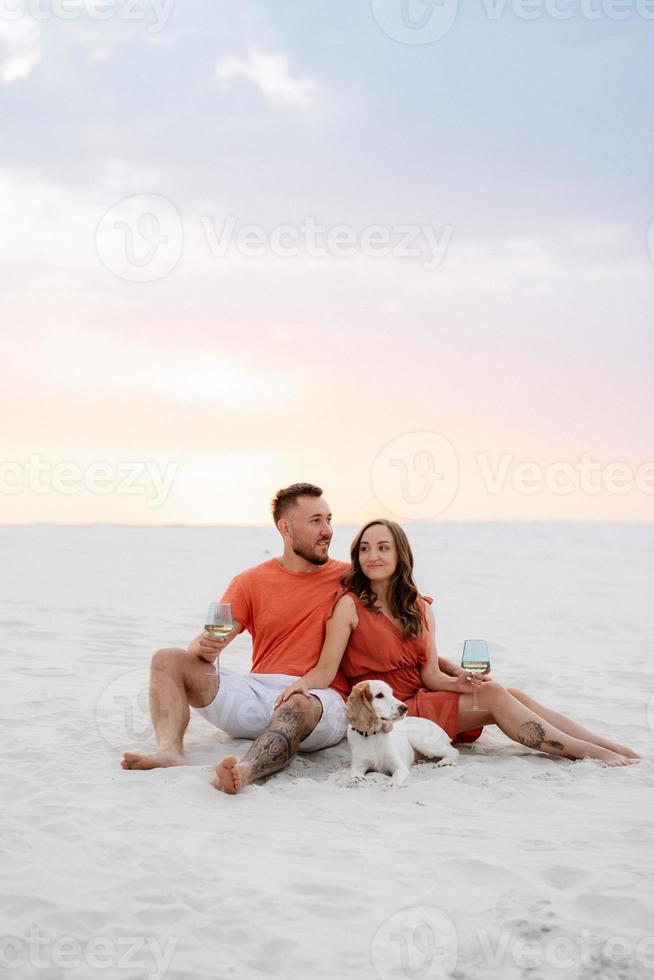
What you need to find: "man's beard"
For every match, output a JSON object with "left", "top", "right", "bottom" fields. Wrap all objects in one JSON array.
[{"left": 290, "top": 535, "right": 330, "bottom": 566}]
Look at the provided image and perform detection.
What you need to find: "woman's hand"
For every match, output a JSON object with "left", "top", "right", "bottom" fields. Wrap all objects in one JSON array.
[
  {"left": 274, "top": 680, "right": 311, "bottom": 708},
  {"left": 453, "top": 671, "right": 489, "bottom": 693}
]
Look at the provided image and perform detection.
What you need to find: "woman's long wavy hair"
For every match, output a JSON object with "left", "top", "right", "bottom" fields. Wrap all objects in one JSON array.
[{"left": 341, "top": 519, "right": 423, "bottom": 640}]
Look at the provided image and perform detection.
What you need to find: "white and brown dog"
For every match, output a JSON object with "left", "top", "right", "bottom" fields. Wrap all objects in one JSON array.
[{"left": 345, "top": 680, "right": 459, "bottom": 786}]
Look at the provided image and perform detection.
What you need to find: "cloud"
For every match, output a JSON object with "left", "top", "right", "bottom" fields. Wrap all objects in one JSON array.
[
  {"left": 0, "top": 14, "right": 42, "bottom": 83},
  {"left": 30, "top": 327, "right": 304, "bottom": 408},
  {"left": 215, "top": 49, "right": 318, "bottom": 110}
]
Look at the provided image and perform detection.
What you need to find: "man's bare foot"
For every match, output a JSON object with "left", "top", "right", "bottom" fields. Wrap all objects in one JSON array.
[
  {"left": 211, "top": 756, "right": 249, "bottom": 794},
  {"left": 121, "top": 749, "right": 187, "bottom": 770}
]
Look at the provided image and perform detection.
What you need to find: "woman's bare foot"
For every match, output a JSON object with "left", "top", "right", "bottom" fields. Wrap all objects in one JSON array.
[
  {"left": 211, "top": 756, "right": 249, "bottom": 794},
  {"left": 585, "top": 735, "right": 640, "bottom": 759},
  {"left": 587, "top": 747, "right": 640, "bottom": 767},
  {"left": 121, "top": 749, "right": 187, "bottom": 770}
]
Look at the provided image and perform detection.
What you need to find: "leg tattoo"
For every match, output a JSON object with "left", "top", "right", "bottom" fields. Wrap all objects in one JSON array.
[
  {"left": 545, "top": 738, "right": 565, "bottom": 750},
  {"left": 517, "top": 719, "right": 566, "bottom": 753},
  {"left": 241, "top": 705, "right": 307, "bottom": 781},
  {"left": 517, "top": 719, "right": 546, "bottom": 749}
]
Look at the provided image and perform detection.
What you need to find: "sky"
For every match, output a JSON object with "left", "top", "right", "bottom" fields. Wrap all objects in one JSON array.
[{"left": 1, "top": 0, "right": 653, "bottom": 525}]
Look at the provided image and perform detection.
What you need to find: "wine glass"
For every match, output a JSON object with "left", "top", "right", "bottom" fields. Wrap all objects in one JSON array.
[
  {"left": 204, "top": 602, "right": 234, "bottom": 675},
  {"left": 461, "top": 638, "right": 491, "bottom": 711}
]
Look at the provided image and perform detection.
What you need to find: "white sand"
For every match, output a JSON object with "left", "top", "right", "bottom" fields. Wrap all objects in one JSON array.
[{"left": 2, "top": 522, "right": 653, "bottom": 980}]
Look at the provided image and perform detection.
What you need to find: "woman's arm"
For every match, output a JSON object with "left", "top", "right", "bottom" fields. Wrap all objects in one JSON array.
[
  {"left": 437, "top": 656, "right": 464, "bottom": 678},
  {"left": 275, "top": 595, "right": 358, "bottom": 704},
  {"left": 420, "top": 605, "right": 483, "bottom": 695}
]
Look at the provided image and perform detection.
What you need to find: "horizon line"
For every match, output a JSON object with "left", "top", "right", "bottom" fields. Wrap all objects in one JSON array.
[{"left": 1, "top": 519, "right": 653, "bottom": 529}]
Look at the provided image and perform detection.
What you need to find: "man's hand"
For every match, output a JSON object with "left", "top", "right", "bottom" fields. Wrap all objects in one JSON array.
[
  {"left": 274, "top": 680, "right": 311, "bottom": 709},
  {"left": 188, "top": 630, "right": 233, "bottom": 664}
]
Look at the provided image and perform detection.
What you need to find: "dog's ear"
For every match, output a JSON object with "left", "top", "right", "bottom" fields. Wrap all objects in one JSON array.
[{"left": 346, "top": 682, "right": 378, "bottom": 734}]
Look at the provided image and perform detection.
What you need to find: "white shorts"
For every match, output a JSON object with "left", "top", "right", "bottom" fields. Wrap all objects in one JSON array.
[{"left": 192, "top": 671, "right": 348, "bottom": 752}]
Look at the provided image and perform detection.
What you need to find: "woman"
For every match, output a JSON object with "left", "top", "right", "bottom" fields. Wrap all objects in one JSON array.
[{"left": 279, "top": 519, "right": 639, "bottom": 766}]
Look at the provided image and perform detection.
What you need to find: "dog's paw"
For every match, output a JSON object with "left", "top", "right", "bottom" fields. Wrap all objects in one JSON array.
[
  {"left": 348, "top": 775, "right": 368, "bottom": 788},
  {"left": 386, "top": 778, "right": 409, "bottom": 789},
  {"left": 435, "top": 756, "right": 458, "bottom": 767}
]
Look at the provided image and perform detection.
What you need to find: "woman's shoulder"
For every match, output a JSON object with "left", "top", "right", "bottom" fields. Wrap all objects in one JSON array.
[
  {"left": 329, "top": 590, "right": 359, "bottom": 623},
  {"left": 338, "top": 589, "right": 365, "bottom": 609},
  {"left": 419, "top": 595, "right": 435, "bottom": 626}
]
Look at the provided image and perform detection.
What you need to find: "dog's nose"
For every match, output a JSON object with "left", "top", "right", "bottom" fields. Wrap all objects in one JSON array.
[{"left": 398, "top": 704, "right": 408, "bottom": 715}]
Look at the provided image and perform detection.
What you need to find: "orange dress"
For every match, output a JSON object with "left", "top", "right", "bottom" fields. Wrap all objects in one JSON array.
[{"left": 339, "top": 591, "right": 483, "bottom": 745}]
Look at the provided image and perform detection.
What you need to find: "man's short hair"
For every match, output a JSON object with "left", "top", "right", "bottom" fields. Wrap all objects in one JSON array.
[{"left": 271, "top": 483, "right": 323, "bottom": 526}]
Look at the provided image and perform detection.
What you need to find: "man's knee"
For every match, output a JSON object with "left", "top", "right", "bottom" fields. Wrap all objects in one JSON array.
[
  {"left": 151, "top": 647, "right": 186, "bottom": 672},
  {"left": 151, "top": 647, "right": 217, "bottom": 708},
  {"left": 276, "top": 692, "right": 323, "bottom": 729}
]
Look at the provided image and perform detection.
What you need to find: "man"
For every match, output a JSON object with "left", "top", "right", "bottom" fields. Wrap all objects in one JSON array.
[{"left": 122, "top": 482, "right": 466, "bottom": 794}]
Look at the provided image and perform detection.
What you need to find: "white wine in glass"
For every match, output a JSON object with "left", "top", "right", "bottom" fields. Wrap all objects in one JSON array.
[
  {"left": 461, "top": 639, "right": 491, "bottom": 712},
  {"left": 204, "top": 602, "right": 234, "bottom": 673}
]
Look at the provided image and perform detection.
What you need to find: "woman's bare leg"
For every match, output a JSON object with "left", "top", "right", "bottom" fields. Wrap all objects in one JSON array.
[
  {"left": 507, "top": 688, "right": 639, "bottom": 758},
  {"left": 456, "top": 682, "right": 637, "bottom": 767}
]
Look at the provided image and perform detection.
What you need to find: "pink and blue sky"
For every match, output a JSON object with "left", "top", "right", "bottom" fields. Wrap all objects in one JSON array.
[{"left": 1, "top": 1, "right": 653, "bottom": 524}]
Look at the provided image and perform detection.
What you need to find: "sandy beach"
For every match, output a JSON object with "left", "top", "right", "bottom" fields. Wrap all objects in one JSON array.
[{"left": 2, "top": 522, "right": 653, "bottom": 980}]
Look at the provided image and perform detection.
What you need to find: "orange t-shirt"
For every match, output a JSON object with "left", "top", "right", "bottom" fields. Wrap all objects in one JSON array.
[{"left": 221, "top": 558, "right": 350, "bottom": 698}]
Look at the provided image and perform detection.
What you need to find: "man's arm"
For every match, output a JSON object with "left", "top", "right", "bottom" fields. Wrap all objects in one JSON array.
[
  {"left": 188, "top": 620, "right": 244, "bottom": 664},
  {"left": 191, "top": 573, "right": 251, "bottom": 664}
]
